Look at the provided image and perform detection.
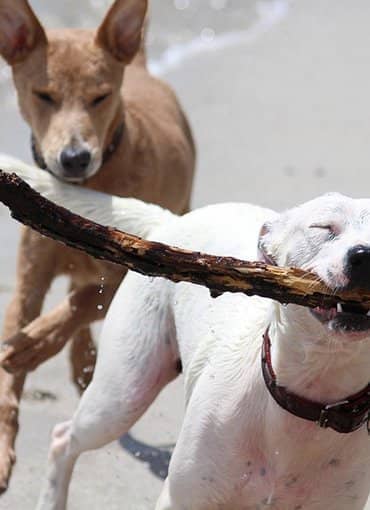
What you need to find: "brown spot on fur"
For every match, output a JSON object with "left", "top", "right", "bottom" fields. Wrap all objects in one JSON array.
[{"left": 329, "top": 458, "right": 340, "bottom": 467}]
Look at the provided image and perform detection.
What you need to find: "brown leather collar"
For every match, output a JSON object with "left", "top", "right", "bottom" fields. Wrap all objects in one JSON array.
[
  {"left": 262, "top": 330, "right": 370, "bottom": 434},
  {"left": 31, "top": 134, "right": 47, "bottom": 170},
  {"left": 31, "top": 121, "right": 125, "bottom": 172},
  {"left": 101, "top": 122, "right": 125, "bottom": 165}
]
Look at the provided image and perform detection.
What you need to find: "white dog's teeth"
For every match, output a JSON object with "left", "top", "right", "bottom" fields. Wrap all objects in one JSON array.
[{"left": 337, "top": 303, "right": 343, "bottom": 313}]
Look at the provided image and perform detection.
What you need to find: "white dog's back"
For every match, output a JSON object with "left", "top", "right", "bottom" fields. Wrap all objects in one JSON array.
[
  {"left": 0, "top": 154, "right": 277, "bottom": 397},
  {"left": 140, "top": 202, "right": 276, "bottom": 404}
]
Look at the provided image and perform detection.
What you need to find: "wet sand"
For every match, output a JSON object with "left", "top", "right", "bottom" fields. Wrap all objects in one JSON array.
[{"left": 1, "top": 0, "right": 370, "bottom": 508}]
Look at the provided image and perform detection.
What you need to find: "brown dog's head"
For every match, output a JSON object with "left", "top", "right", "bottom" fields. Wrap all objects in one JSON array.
[{"left": 0, "top": 0, "right": 147, "bottom": 182}]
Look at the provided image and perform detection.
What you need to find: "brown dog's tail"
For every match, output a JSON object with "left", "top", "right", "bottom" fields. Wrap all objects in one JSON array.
[{"left": 132, "top": 14, "right": 149, "bottom": 67}]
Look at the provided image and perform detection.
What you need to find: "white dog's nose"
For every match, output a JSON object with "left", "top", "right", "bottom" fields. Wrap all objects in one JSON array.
[{"left": 346, "top": 245, "right": 370, "bottom": 288}]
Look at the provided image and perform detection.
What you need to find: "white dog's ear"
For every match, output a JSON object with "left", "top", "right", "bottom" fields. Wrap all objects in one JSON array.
[
  {"left": 96, "top": 0, "right": 148, "bottom": 63},
  {"left": 258, "top": 216, "right": 289, "bottom": 266},
  {"left": 0, "top": 0, "right": 47, "bottom": 65},
  {"left": 258, "top": 222, "right": 277, "bottom": 265}
]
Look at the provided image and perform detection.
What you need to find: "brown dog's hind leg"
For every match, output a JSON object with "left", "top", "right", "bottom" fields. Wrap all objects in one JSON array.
[
  {"left": 69, "top": 326, "right": 96, "bottom": 394},
  {"left": 68, "top": 280, "right": 97, "bottom": 394},
  {"left": 0, "top": 228, "right": 56, "bottom": 493}
]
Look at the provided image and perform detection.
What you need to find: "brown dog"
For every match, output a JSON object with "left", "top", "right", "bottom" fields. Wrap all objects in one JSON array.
[{"left": 0, "top": 0, "right": 195, "bottom": 493}]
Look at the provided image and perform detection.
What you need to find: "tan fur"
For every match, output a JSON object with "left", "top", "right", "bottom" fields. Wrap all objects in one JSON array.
[{"left": 0, "top": 0, "right": 195, "bottom": 492}]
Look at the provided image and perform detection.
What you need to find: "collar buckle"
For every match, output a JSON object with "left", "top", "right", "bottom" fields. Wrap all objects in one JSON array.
[
  {"left": 318, "top": 408, "right": 329, "bottom": 429},
  {"left": 318, "top": 400, "right": 349, "bottom": 429}
]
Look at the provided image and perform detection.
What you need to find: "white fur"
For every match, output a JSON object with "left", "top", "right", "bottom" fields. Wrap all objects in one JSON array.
[
  {"left": 0, "top": 154, "right": 172, "bottom": 238},
  {"left": 2, "top": 157, "right": 370, "bottom": 509}
]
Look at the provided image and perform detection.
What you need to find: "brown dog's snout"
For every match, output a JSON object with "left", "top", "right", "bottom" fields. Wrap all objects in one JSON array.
[
  {"left": 345, "top": 245, "right": 370, "bottom": 289},
  {"left": 60, "top": 147, "right": 91, "bottom": 177}
]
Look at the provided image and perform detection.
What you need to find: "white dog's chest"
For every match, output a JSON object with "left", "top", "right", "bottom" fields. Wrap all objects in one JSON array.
[
  {"left": 213, "top": 447, "right": 369, "bottom": 510},
  {"left": 205, "top": 417, "right": 370, "bottom": 510}
]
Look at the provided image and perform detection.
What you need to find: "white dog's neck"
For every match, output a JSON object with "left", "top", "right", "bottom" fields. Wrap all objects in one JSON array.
[{"left": 269, "top": 305, "right": 370, "bottom": 404}]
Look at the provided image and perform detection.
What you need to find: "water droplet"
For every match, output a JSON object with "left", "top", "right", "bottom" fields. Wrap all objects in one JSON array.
[
  {"left": 201, "top": 27, "right": 216, "bottom": 43},
  {"left": 97, "top": 304, "right": 104, "bottom": 311},
  {"left": 77, "top": 377, "right": 87, "bottom": 388}
]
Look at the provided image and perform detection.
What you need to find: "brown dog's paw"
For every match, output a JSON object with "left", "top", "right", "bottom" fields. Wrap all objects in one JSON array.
[
  {"left": 0, "top": 343, "right": 44, "bottom": 373},
  {"left": 0, "top": 319, "right": 68, "bottom": 373},
  {"left": 0, "top": 332, "right": 43, "bottom": 373},
  {"left": 0, "top": 443, "right": 16, "bottom": 495}
]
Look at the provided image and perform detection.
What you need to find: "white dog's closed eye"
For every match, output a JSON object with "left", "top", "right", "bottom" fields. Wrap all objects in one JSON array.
[{"left": 308, "top": 223, "right": 340, "bottom": 241}]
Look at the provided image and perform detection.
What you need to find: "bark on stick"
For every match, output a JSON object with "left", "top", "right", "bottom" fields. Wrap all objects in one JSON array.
[{"left": 0, "top": 170, "right": 369, "bottom": 310}]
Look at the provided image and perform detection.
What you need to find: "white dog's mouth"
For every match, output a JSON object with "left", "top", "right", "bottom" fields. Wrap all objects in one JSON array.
[{"left": 311, "top": 302, "right": 370, "bottom": 332}]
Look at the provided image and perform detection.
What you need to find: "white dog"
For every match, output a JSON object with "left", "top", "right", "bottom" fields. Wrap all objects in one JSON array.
[{"left": 1, "top": 155, "right": 370, "bottom": 510}]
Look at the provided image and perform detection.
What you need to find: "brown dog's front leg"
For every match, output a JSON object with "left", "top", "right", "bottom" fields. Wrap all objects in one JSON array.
[
  {"left": 0, "top": 283, "right": 118, "bottom": 376},
  {"left": 0, "top": 228, "right": 56, "bottom": 493},
  {"left": 0, "top": 371, "right": 25, "bottom": 494}
]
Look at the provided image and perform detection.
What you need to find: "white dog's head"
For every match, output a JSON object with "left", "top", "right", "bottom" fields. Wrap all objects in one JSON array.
[{"left": 259, "top": 193, "right": 370, "bottom": 340}]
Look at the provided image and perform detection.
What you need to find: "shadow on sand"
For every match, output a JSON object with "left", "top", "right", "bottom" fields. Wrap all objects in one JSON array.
[{"left": 119, "top": 433, "right": 175, "bottom": 480}]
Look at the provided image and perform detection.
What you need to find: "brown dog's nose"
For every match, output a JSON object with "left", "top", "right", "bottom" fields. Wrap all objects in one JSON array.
[
  {"left": 346, "top": 245, "right": 370, "bottom": 288},
  {"left": 60, "top": 147, "right": 91, "bottom": 175}
]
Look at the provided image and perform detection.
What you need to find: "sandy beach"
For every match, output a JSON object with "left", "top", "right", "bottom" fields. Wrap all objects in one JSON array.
[{"left": 1, "top": 0, "right": 370, "bottom": 508}]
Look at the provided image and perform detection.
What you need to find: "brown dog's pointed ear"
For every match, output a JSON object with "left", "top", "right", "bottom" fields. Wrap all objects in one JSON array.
[
  {"left": 96, "top": 0, "right": 148, "bottom": 63},
  {"left": 0, "top": 0, "right": 47, "bottom": 65}
]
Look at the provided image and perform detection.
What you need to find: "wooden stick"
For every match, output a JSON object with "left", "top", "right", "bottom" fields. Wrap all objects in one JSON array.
[{"left": 0, "top": 170, "right": 369, "bottom": 309}]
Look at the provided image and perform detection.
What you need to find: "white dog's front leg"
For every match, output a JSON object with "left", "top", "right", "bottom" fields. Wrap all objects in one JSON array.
[
  {"left": 36, "top": 421, "right": 76, "bottom": 510},
  {"left": 36, "top": 274, "right": 179, "bottom": 510}
]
